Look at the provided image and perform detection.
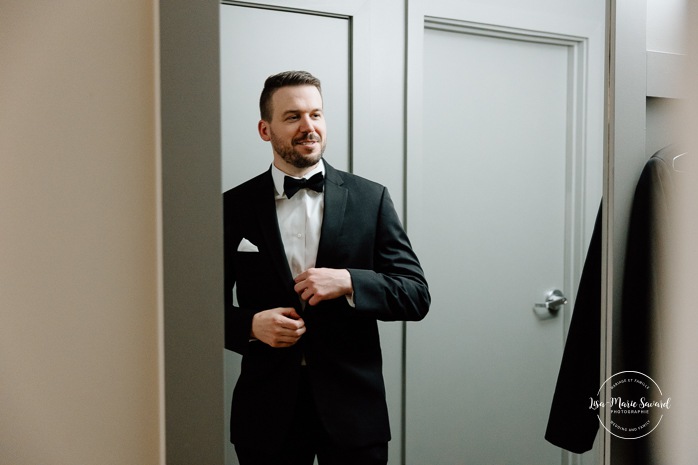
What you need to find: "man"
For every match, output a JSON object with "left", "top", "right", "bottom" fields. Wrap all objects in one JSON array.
[{"left": 224, "top": 70, "right": 430, "bottom": 465}]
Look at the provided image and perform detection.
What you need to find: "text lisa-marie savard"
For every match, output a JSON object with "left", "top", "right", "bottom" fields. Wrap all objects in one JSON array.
[{"left": 589, "top": 397, "right": 671, "bottom": 412}]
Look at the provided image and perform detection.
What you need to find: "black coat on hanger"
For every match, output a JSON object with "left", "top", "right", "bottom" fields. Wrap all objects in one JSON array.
[{"left": 545, "top": 145, "right": 687, "bottom": 454}]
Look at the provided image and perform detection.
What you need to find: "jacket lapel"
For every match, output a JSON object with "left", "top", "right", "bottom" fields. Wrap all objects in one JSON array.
[
  {"left": 252, "top": 169, "right": 296, "bottom": 291},
  {"left": 316, "top": 162, "right": 347, "bottom": 267},
  {"left": 251, "top": 162, "right": 347, "bottom": 297}
]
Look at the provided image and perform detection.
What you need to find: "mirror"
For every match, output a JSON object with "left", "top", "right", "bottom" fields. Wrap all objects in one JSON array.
[{"left": 218, "top": 0, "right": 606, "bottom": 464}]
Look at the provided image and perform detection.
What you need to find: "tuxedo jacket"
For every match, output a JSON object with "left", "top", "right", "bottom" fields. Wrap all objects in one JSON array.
[
  {"left": 223, "top": 161, "right": 430, "bottom": 450},
  {"left": 546, "top": 145, "right": 688, "bottom": 455}
]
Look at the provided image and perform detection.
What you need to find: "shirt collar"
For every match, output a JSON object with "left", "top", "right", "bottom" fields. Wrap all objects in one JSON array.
[{"left": 271, "top": 159, "right": 326, "bottom": 197}]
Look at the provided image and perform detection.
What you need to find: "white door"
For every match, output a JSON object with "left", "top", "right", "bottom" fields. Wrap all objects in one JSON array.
[{"left": 404, "top": 2, "right": 605, "bottom": 464}]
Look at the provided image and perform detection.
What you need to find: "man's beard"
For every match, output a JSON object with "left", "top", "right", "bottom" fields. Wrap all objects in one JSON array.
[{"left": 271, "top": 132, "right": 325, "bottom": 169}]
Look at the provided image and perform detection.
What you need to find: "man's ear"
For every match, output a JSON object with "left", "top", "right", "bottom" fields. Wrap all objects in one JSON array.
[{"left": 258, "top": 120, "right": 271, "bottom": 141}]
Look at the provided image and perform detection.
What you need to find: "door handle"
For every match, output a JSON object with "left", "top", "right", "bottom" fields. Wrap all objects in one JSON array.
[{"left": 533, "top": 289, "right": 567, "bottom": 319}]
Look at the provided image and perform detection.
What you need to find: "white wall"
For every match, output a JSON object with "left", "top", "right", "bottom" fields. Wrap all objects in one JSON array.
[
  {"left": 645, "top": 0, "right": 687, "bottom": 154},
  {"left": 0, "top": 2, "right": 161, "bottom": 464},
  {"left": 646, "top": 0, "right": 686, "bottom": 54}
]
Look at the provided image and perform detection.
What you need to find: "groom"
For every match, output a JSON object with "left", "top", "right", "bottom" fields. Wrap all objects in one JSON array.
[{"left": 224, "top": 70, "right": 430, "bottom": 465}]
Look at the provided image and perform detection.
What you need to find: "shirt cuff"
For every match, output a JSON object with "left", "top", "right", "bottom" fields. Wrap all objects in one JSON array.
[{"left": 345, "top": 292, "right": 356, "bottom": 308}]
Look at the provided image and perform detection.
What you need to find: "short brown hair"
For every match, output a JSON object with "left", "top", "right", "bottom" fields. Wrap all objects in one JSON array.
[{"left": 259, "top": 70, "right": 322, "bottom": 122}]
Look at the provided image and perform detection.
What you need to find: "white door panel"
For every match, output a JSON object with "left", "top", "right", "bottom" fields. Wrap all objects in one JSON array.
[
  {"left": 407, "top": 28, "right": 568, "bottom": 465},
  {"left": 405, "top": 2, "right": 605, "bottom": 464}
]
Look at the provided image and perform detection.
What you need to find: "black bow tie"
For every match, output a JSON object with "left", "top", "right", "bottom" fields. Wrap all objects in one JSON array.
[{"left": 283, "top": 172, "right": 324, "bottom": 199}]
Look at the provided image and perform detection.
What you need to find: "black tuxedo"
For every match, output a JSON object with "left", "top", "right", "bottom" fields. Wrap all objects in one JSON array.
[{"left": 223, "top": 161, "right": 430, "bottom": 451}]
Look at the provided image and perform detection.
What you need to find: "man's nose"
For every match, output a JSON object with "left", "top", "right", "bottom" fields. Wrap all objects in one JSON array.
[{"left": 299, "top": 114, "right": 315, "bottom": 132}]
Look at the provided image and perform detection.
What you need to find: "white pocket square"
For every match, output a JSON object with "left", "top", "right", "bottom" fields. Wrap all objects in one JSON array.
[{"left": 237, "top": 238, "right": 259, "bottom": 253}]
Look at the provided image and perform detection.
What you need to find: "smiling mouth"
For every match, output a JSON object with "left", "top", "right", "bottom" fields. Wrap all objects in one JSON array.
[
  {"left": 295, "top": 134, "right": 320, "bottom": 145},
  {"left": 295, "top": 138, "right": 319, "bottom": 146}
]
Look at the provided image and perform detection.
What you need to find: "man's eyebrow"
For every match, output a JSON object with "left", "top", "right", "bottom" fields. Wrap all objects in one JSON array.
[{"left": 282, "top": 108, "right": 323, "bottom": 116}]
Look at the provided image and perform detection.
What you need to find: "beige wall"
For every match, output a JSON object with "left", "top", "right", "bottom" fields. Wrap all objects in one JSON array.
[{"left": 0, "top": 2, "right": 161, "bottom": 464}]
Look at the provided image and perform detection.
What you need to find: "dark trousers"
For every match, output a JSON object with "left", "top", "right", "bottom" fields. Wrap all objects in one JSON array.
[{"left": 234, "top": 368, "right": 388, "bottom": 465}]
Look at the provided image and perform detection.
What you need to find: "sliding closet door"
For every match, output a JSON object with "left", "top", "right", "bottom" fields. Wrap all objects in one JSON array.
[{"left": 405, "top": 1, "right": 606, "bottom": 464}]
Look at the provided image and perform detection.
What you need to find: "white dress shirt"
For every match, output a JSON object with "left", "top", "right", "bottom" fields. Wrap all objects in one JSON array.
[
  {"left": 271, "top": 162, "right": 325, "bottom": 363},
  {"left": 270, "top": 161, "right": 325, "bottom": 281},
  {"left": 271, "top": 160, "right": 355, "bottom": 314}
]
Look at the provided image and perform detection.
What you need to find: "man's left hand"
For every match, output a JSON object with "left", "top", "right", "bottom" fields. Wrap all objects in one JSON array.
[{"left": 294, "top": 268, "right": 353, "bottom": 306}]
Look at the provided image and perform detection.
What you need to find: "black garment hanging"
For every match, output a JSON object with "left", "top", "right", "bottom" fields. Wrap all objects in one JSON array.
[
  {"left": 544, "top": 203, "right": 601, "bottom": 453},
  {"left": 545, "top": 145, "right": 688, "bottom": 454},
  {"left": 613, "top": 145, "right": 687, "bottom": 464}
]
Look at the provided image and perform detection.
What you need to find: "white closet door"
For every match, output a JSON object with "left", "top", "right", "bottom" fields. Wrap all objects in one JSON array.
[{"left": 405, "top": 2, "right": 605, "bottom": 464}]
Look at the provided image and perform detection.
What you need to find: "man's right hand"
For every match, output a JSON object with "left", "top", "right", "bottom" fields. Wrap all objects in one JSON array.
[{"left": 251, "top": 307, "right": 306, "bottom": 348}]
